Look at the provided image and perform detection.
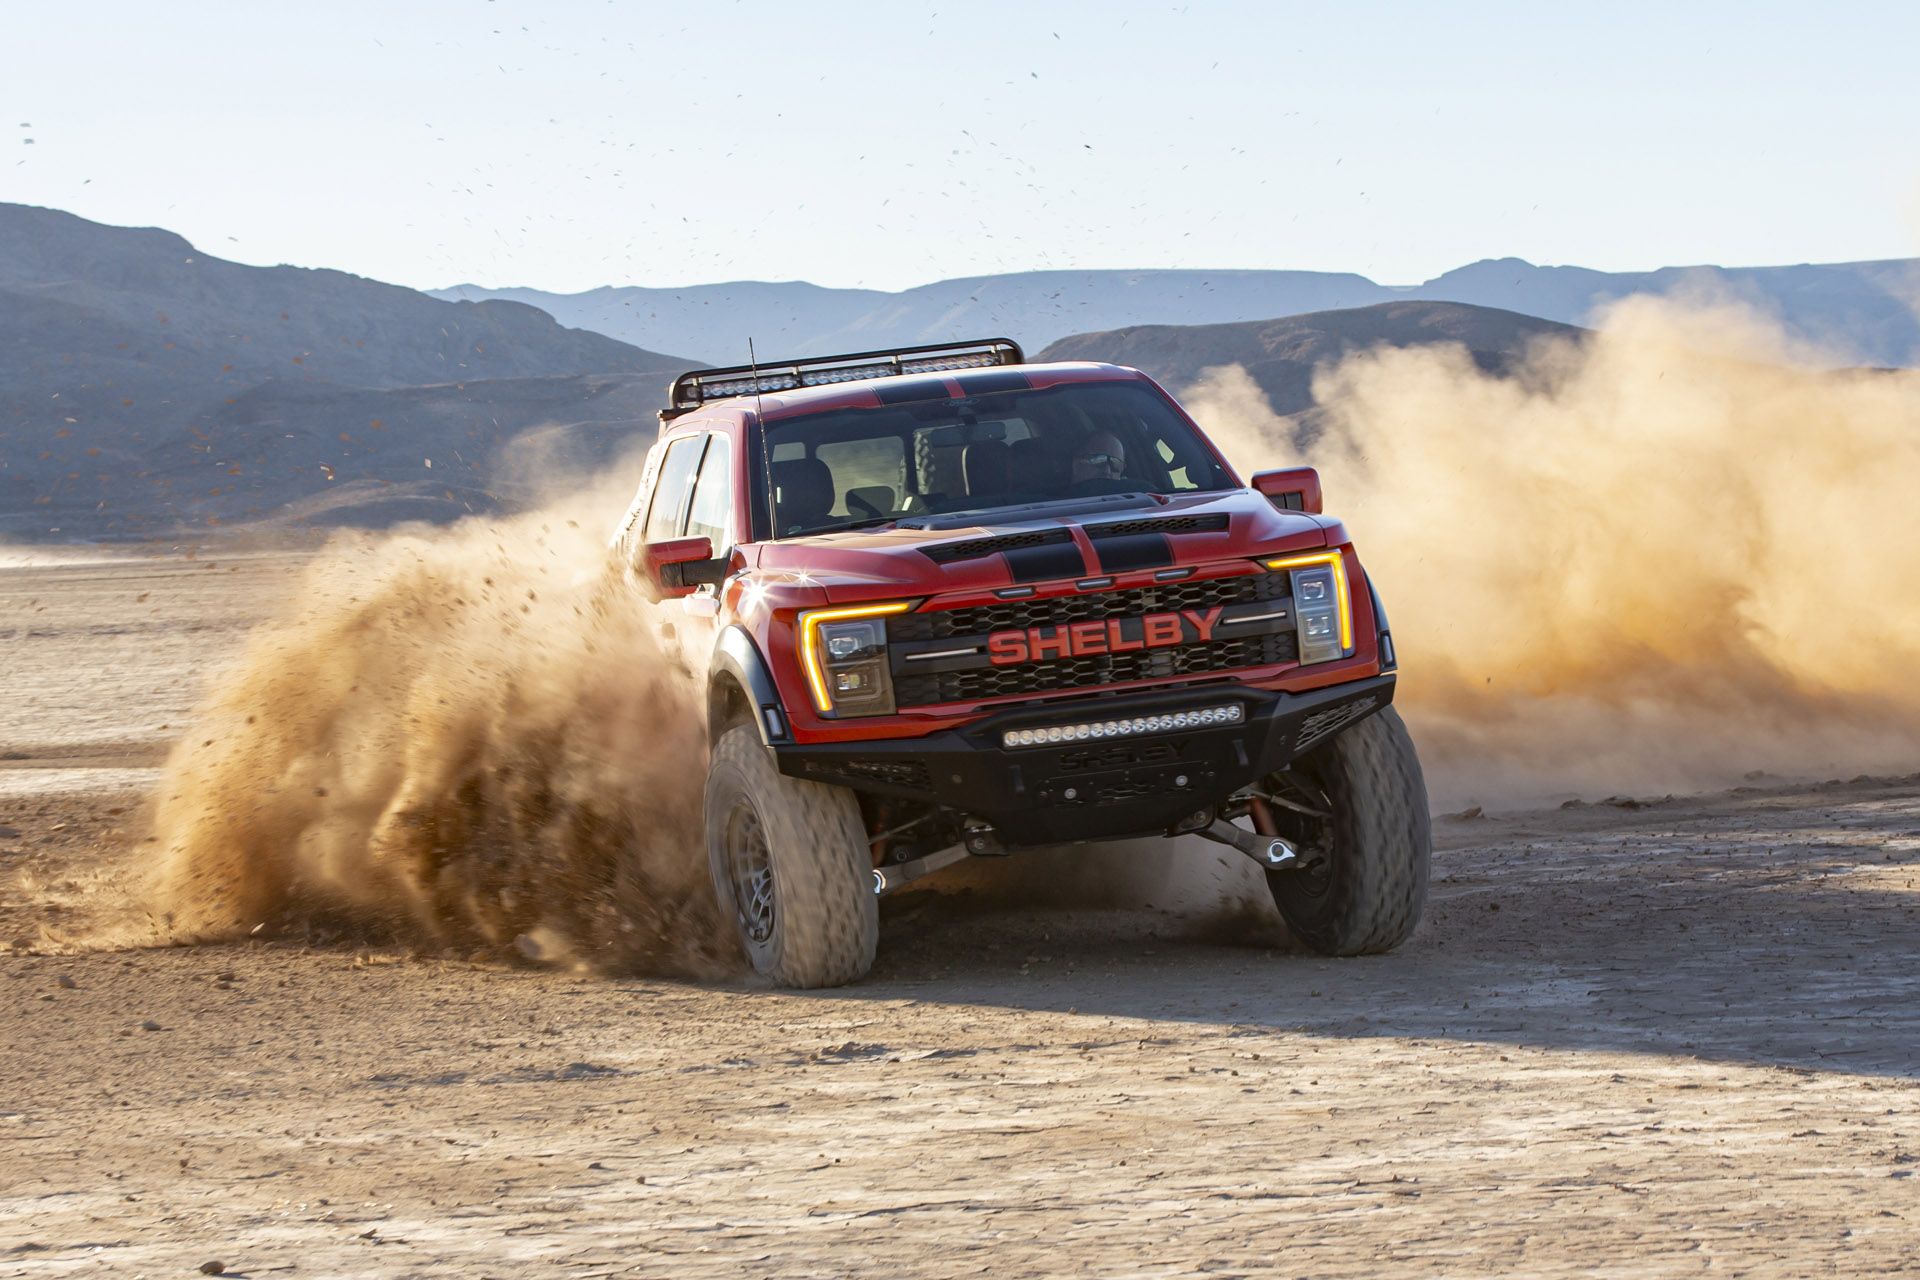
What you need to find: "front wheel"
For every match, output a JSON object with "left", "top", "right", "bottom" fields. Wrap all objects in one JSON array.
[
  {"left": 704, "top": 724, "right": 877, "bottom": 988},
  {"left": 1257, "top": 706, "right": 1430, "bottom": 955}
]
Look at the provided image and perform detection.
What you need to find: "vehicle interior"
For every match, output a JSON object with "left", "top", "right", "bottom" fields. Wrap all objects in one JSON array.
[{"left": 764, "top": 382, "right": 1234, "bottom": 537}]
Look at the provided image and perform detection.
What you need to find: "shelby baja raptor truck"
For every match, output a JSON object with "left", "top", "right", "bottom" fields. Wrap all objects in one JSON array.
[{"left": 615, "top": 338, "right": 1430, "bottom": 987}]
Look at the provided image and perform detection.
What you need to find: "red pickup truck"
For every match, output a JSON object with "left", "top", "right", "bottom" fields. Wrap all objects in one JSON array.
[{"left": 615, "top": 339, "right": 1429, "bottom": 987}]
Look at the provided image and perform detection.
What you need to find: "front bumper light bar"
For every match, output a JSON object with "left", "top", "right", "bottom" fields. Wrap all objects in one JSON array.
[{"left": 1002, "top": 702, "right": 1244, "bottom": 749}]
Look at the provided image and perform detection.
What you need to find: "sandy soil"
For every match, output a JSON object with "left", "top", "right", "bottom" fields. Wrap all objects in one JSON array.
[{"left": 3, "top": 552, "right": 1918, "bottom": 1277}]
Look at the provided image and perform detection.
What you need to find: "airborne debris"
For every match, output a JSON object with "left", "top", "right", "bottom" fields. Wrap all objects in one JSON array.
[{"left": 145, "top": 509, "right": 729, "bottom": 977}]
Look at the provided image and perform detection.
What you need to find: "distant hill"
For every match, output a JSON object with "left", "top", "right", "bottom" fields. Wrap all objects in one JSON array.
[
  {"left": 12, "top": 199, "right": 1917, "bottom": 541},
  {"left": 436, "top": 257, "right": 1920, "bottom": 369},
  {"left": 431, "top": 271, "right": 1387, "bottom": 368},
  {"left": 1037, "top": 300, "right": 1586, "bottom": 423},
  {"left": 0, "top": 204, "right": 697, "bottom": 540}
]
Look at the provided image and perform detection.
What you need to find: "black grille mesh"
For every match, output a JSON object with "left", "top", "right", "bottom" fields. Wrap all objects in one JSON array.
[
  {"left": 890, "top": 573, "right": 1295, "bottom": 706},
  {"left": 894, "top": 632, "right": 1297, "bottom": 705},
  {"left": 804, "top": 758, "right": 933, "bottom": 792},
  {"left": 891, "top": 572, "right": 1285, "bottom": 641}
]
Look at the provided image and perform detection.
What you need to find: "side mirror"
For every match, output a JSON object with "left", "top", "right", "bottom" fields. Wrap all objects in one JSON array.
[
  {"left": 640, "top": 535, "right": 724, "bottom": 598},
  {"left": 1250, "top": 467, "right": 1322, "bottom": 514}
]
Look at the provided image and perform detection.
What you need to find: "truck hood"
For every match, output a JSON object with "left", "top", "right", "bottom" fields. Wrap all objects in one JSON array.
[{"left": 749, "top": 488, "right": 1336, "bottom": 601}]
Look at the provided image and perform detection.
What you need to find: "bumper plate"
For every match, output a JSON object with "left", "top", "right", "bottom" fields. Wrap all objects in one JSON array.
[{"left": 777, "top": 674, "right": 1395, "bottom": 848}]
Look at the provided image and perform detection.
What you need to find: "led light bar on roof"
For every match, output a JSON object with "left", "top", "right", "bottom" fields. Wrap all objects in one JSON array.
[
  {"left": 702, "top": 373, "right": 800, "bottom": 398},
  {"left": 899, "top": 351, "right": 1006, "bottom": 374},
  {"left": 661, "top": 338, "right": 1024, "bottom": 419},
  {"left": 801, "top": 363, "right": 892, "bottom": 386},
  {"left": 1002, "top": 703, "right": 1244, "bottom": 750}
]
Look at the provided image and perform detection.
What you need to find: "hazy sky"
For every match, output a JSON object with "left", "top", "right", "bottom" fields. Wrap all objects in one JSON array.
[{"left": 7, "top": 0, "right": 1918, "bottom": 293}]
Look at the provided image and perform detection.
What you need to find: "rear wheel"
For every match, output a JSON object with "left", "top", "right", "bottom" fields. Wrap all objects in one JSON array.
[
  {"left": 704, "top": 724, "right": 877, "bottom": 987},
  {"left": 1255, "top": 706, "right": 1430, "bottom": 955}
]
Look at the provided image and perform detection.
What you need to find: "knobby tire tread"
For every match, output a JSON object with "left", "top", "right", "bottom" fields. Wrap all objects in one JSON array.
[
  {"left": 707, "top": 725, "right": 876, "bottom": 988},
  {"left": 1269, "top": 705, "right": 1431, "bottom": 956}
]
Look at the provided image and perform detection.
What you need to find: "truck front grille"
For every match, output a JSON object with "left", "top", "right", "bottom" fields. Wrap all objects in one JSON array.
[
  {"left": 889, "top": 572, "right": 1296, "bottom": 707},
  {"left": 891, "top": 572, "right": 1283, "bottom": 641}
]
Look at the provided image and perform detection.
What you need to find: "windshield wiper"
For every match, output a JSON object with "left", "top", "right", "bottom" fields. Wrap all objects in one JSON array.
[
  {"left": 897, "top": 492, "right": 1160, "bottom": 531},
  {"left": 799, "top": 515, "right": 901, "bottom": 536}
]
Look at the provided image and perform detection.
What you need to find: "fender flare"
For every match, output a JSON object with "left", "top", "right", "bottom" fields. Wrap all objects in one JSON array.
[
  {"left": 1366, "top": 578, "right": 1397, "bottom": 673},
  {"left": 709, "top": 625, "right": 794, "bottom": 747}
]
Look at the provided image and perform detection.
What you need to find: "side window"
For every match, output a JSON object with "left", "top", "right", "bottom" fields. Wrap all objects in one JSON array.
[
  {"left": 642, "top": 434, "right": 706, "bottom": 543},
  {"left": 684, "top": 434, "right": 734, "bottom": 557}
]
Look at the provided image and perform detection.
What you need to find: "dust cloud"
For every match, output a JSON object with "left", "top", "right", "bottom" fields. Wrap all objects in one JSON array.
[
  {"left": 119, "top": 297, "right": 1920, "bottom": 952},
  {"left": 1184, "top": 296, "right": 1920, "bottom": 806},
  {"left": 143, "top": 507, "right": 729, "bottom": 974}
]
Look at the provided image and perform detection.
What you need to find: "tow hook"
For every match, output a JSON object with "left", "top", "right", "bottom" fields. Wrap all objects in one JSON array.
[
  {"left": 872, "top": 843, "right": 971, "bottom": 896},
  {"left": 1195, "top": 818, "right": 1299, "bottom": 871}
]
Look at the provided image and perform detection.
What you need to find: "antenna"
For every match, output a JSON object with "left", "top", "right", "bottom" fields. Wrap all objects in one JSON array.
[{"left": 750, "top": 338, "right": 777, "bottom": 538}]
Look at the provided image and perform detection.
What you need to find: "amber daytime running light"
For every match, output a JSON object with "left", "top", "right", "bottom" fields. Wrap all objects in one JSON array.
[
  {"left": 1263, "top": 551, "right": 1353, "bottom": 664},
  {"left": 798, "top": 601, "right": 915, "bottom": 716}
]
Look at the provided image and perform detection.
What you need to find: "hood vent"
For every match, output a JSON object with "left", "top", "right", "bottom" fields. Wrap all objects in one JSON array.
[
  {"left": 1083, "top": 513, "right": 1230, "bottom": 539},
  {"left": 919, "top": 513, "right": 1229, "bottom": 564},
  {"left": 921, "top": 528, "right": 1074, "bottom": 564}
]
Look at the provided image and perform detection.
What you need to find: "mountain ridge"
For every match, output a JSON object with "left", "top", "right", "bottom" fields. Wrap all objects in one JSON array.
[
  {"left": 435, "top": 257, "right": 1920, "bottom": 369},
  {"left": 0, "top": 203, "right": 696, "bottom": 539},
  {"left": 10, "top": 200, "right": 1916, "bottom": 541},
  {"left": 1035, "top": 301, "right": 1588, "bottom": 451}
]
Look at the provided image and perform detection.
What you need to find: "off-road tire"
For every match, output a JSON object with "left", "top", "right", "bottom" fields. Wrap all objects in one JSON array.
[
  {"left": 704, "top": 723, "right": 877, "bottom": 988},
  {"left": 1264, "top": 706, "right": 1430, "bottom": 955}
]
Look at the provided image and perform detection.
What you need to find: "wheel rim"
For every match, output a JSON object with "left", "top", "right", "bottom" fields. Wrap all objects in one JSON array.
[{"left": 724, "top": 798, "right": 777, "bottom": 944}]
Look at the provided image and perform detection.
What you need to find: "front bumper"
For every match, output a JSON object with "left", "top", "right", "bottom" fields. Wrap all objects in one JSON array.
[{"left": 774, "top": 674, "right": 1396, "bottom": 847}]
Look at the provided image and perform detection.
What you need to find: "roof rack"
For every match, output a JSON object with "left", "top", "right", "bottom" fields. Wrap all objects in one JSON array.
[{"left": 660, "top": 337, "right": 1025, "bottom": 421}]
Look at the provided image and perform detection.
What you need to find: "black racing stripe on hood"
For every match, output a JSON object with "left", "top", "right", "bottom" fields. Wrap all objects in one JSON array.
[
  {"left": 921, "top": 527, "right": 1073, "bottom": 564},
  {"left": 1001, "top": 539, "right": 1088, "bottom": 583},
  {"left": 874, "top": 376, "right": 954, "bottom": 404},
  {"left": 1090, "top": 532, "right": 1174, "bottom": 573},
  {"left": 954, "top": 370, "right": 1032, "bottom": 395}
]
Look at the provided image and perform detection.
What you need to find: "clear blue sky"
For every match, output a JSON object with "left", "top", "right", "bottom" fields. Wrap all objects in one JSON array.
[{"left": 6, "top": 0, "right": 1917, "bottom": 293}]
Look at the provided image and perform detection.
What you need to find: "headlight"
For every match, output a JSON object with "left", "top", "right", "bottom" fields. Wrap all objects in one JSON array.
[
  {"left": 798, "top": 601, "right": 914, "bottom": 716},
  {"left": 1264, "top": 551, "right": 1352, "bottom": 664}
]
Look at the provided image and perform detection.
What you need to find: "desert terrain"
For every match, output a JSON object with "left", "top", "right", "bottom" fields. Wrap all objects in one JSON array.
[{"left": 4, "top": 550, "right": 1918, "bottom": 1278}]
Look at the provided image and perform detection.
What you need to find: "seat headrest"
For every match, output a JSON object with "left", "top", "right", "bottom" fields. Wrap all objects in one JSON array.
[
  {"left": 772, "top": 456, "right": 836, "bottom": 532},
  {"left": 963, "top": 439, "right": 1011, "bottom": 495},
  {"left": 1008, "top": 436, "right": 1064, "bottom": 484}
]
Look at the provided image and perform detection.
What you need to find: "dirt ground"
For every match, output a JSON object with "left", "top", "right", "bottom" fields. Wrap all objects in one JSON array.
[{"left": 3, "top": 551, "right": 1918, "bottom": 1277}]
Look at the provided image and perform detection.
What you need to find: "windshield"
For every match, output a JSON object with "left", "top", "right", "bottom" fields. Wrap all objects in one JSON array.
[{"left": 759, "top": 381, "right": 1236, "bottom": 538}]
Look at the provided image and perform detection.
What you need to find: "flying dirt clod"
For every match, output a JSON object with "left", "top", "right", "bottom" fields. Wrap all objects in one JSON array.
[{"left": 144, "top": 512, "right": 731, "bottom": 974}]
